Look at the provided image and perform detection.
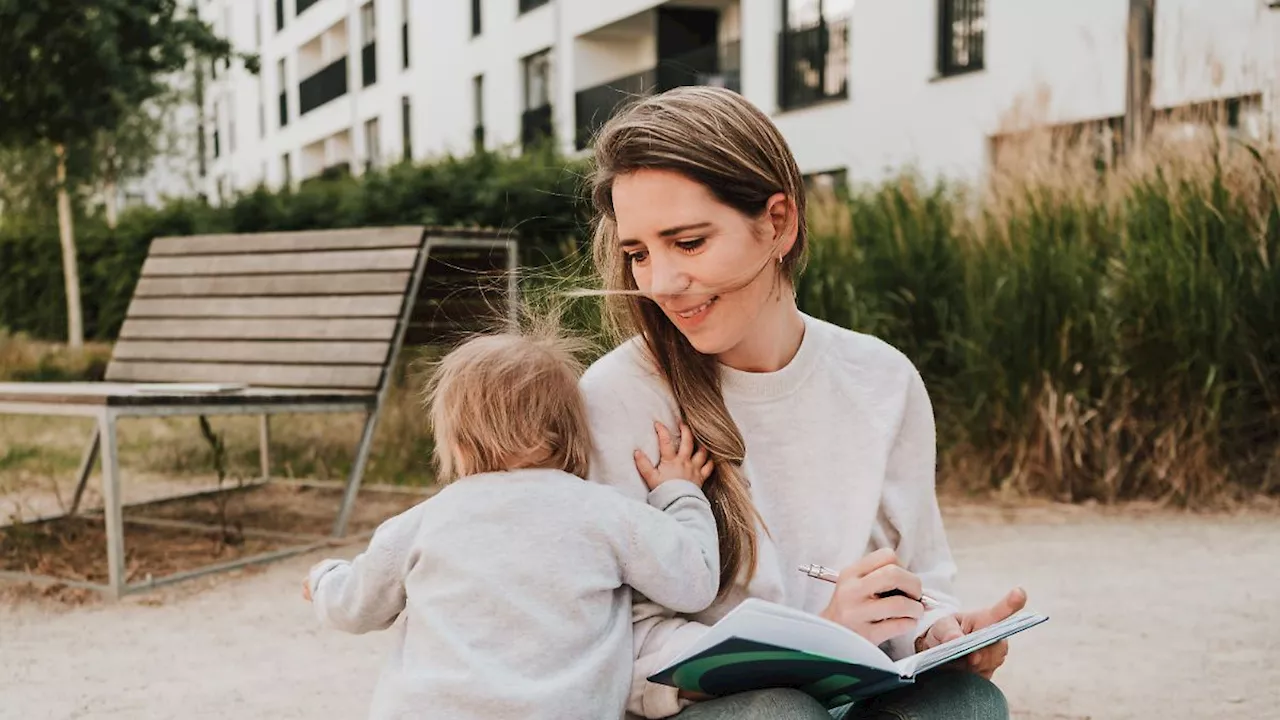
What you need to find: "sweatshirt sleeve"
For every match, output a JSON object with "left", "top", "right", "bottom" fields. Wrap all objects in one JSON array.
[
  {"left": 580, "top": 357, "right": 711, "bottom": 718},
  {"left": 307, "top": 502, "right": 427, "bottom": 634},
  {"left": 874, "top": 362, "right": 961, "bottom": 660},
  {"left": 614, "top": 480, "right": 720, "bottom": 614}
]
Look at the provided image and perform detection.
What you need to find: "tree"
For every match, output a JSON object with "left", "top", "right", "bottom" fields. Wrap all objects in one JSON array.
[{"left": 0, "top": 1, "right": 257, "bottom": 346}]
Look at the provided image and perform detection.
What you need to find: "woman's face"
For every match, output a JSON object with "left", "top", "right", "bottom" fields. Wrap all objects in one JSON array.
[{"left": 612, "top": 168, "right": 791, "bottom": 358}]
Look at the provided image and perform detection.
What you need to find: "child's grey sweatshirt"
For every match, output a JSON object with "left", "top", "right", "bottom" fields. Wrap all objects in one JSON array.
[{"left": 307, "top": 469, "right": 719, "bottom": 720}]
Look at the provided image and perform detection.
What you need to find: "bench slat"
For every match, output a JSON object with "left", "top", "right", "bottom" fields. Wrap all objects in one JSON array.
[
  {"left": 126, "top": 295, "right": 404, "bottom": 319},
  {"left": 111, "top": 340, "right": 391, "bottom": 365},
  {"left": 105, "top": 361, "right": 384, "bottom": 390},
  {"left": 149, "top": 227, "right": 424, "bottom": 256},
  {"left": 119, "top": 318, "right": 398, "bottom": 341},
  {"left": 141, "top": 249, "right": 419, "bottom": 276},
  {"left": 134, "top": 273, "right": 412, "bottom": 297}
]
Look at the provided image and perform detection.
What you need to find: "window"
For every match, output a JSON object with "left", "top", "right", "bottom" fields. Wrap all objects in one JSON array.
[
  {"left": 778, "top": 0, "right": 852, "bottom": 110},
  {"left": 802, "top": 167, "right": 848, "bottom": 201},
  {"left": 471, "top": 0, "right": 482, "bottom": 36},
  {"left": 523, "top": 50, "right": 552, "bottom": 111},
  {"left": 282, "top": 152, "right": 292, "bottom": 188},
  {"left": 521, "top": 50, "right": 553, "bottom": 149},
  {"left": 401, "top": 96, "right": 413, "bottom": 160},
  {"left": 364, "top": 117, "right": 381, "bottom": 171},
  {"left": 277, "top": 58, "right": 289, "bottom": 127},
  {"left": 937, "top": 0, "right": 985, "bottom": 77},
  {"left": 297, "top": 0, "right": 321, "bottom": 16},
  {"left": 401, "top": 0, "right": 410, "bottom": 68},
  {"left": 361, "top": 2, "right": 378, "bottom": 87},
  {"left": 519, "top": 0, "right": 550, "bottom": 13},
  {"left": 276, "top": 0, "right": 285, "bottom": 32},
  {"left": 473, "top": 74, "right": 485, "bottom": 152},
  {"left": 212, "top": 99, "right": 222, "bottom": 158}
]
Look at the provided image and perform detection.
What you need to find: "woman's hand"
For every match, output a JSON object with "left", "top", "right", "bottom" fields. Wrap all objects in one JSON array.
[
  {"left": 915, "top": 587, "right": 1027, "bottom": 679},
  {"left": 819, "top": 548, "right": 925, "bottom": 646}
]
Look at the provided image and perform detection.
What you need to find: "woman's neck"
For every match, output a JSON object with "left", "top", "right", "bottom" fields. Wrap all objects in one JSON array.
[{"left": 717, "top": 292, "right": 805, "bottom": 373}]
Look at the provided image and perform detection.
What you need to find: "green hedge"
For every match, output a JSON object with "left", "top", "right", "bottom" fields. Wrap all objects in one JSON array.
[{"left": 0, "top": 145, "right": 591, "bottom": 341}]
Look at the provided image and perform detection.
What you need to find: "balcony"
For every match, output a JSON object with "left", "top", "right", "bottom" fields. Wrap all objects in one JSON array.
[
  {"left": 519, "top": 0, "right": 550, "bottom": 13},
  {"left": 299, "top": 56, "right": 348, "bottom": 115},
  {"left": 297, "top": 0, "right": 321, "bottom": 16},
  {"left": 521, "top": 105, "right": 554, "bottom": 150},
  {"left": 574, "top": 42, "right": 740, "bottom": 150},
  {"left": 362, "top": 42, "right": 377, "bottom": 87},
  {"left": 778, "top": 16, "right": 850, "bottom": 111}
]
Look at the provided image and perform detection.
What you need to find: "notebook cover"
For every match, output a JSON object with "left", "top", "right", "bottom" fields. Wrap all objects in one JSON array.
[{"left": 647, "top": 637, "right": 909, "bottom": 709}]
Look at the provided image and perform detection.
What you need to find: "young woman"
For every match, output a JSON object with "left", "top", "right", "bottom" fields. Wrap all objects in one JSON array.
[{"left": 579, "top": 86, "right": 1028, "bottom": 720}]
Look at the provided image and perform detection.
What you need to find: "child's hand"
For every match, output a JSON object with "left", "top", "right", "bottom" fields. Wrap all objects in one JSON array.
[
  {"left": 302, "top": 576, "right": 312, "bottom": 602},
  {"left": 634, "top": 421, "right": 715, "bottom": 491}
]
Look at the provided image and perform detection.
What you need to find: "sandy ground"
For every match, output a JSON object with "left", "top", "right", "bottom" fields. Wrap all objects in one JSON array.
[{"left": 2, "top": 501, "right": 1278, "bottom": 720}]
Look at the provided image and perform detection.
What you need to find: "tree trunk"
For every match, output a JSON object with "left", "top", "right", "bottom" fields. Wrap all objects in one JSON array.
[
  {"left": 54, "top": 143, "right": 85, "bottom": 348},
  {"left": 105, "top": 177, "right": 119, "bottom": 229}
]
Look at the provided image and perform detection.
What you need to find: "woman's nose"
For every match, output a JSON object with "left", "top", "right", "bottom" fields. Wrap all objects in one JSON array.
[{"left": 647, "top": 255, "right": 690, "bottom": 298}]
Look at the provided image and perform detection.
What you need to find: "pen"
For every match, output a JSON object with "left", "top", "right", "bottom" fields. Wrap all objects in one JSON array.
[{"left": 798, "top": 563, "right": 941, "bottom": 610}]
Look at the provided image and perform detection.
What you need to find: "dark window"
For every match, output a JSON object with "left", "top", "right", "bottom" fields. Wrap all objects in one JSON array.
[
  {"left": 297, "top": 0, "right": 321, "bottom": 16},
  {"left": 802, "top": 168, "right": 848, "bottom": 201},
  {"left": 521, "top": 49, "right": 553, "bottom": 149},
  {"left": 277, "top": 59, "right": 289, "bottom": 127},
  {"left": 362, "top": 2, "right": 377, "bottom": 87},
  {"left": 937, "top": 0, "right": 985, "bottom": 77},
  {"left": 401, "top": 96, "right": 412, "bottom": 160},
  {"left": 276, "top": 0, "right": 285, "bottom": 31},
  {"left": 473, "top": 74, "right": 485, "bottom": 153},
  {"left": 778, "top": 1, "right": 851, "bottom": 111},
  {"left": 518, "top": 0, "right": 550, "bottom": 14},
  {"left": 299, "top": 56, "right": 349, "bottom": 115},
  {"left": 471, "top": 0, "right": 482, "bottom": 36},
  {"left": 213, "top": 129, "right": 221, "bottom": 159},
  {"left": 401, "top": 0, "right": 410, "bottom": 68}
]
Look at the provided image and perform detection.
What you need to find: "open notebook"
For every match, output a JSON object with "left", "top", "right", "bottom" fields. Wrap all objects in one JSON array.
[{"left": 648, "top": 598, "right": 1047, "bottom": 708}]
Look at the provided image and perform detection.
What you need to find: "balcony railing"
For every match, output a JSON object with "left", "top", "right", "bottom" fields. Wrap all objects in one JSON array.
[
  {"left": 574, "top": 42, "right": 740, "bottom": 150},
  {"left": 362, "top": 42, "right": 377, "bottom": 87},
  {"left": 521, "top": 105, "right": 554, "bottom": 150},
  {"left": 296, "top": 0, "right": 321, "bottom": 16},
  {"left": 299, "top": 56, "right": 348, "bottom": 115},
  {"left": 519, "top": 0, "right": 550, "bottom": 13},
  {"left": 778, "top": 17, "right": 850, "bottom": 111}
]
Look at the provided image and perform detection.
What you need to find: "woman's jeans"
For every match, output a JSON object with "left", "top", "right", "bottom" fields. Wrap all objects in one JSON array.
[{"left": 673, "top": 669, "right": 1009, "bottom": 720}]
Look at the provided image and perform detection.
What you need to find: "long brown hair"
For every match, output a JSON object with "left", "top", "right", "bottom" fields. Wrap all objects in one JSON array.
[{"left": 588, "top": 86, "right": 809, "bottom": 594}]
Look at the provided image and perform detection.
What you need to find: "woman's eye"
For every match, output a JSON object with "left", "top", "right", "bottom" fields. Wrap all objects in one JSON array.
[
  {"left": 676, "top": 238, "right": 705, "bottom": 253},
  {"left": 626, "top": 250, "right": 649, "bottom": 264}
]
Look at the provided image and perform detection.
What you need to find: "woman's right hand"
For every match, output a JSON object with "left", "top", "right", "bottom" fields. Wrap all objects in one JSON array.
[{"left": 819, "top": 548, "right": 925, "bottom": 646}]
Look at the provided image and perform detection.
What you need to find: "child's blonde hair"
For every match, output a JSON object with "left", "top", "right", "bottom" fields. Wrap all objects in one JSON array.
[{"left": 423, "top": 327, "right": 593, "bottom": 484}]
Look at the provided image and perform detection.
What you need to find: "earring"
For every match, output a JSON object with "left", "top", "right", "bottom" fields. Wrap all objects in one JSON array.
[{"left": 777, "top": 255, "right": 784, "bottom": 265}]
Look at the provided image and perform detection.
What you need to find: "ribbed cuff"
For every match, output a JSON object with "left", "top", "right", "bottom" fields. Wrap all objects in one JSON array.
[{"left": 646, "top": 479, "right": 707, "bottom": 511}]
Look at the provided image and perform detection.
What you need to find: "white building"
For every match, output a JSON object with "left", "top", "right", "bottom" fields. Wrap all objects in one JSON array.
[{"left": 177, "top": 0, "right": 1280, "bottom": 205}]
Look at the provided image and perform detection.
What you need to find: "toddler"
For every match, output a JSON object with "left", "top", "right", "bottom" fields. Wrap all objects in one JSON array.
[{"left": 303, "top": 329, "right": 720, "bottom": 719}]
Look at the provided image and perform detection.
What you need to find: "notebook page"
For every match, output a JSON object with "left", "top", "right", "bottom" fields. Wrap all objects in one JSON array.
[{"left": 894, "top": 612, "right": 1048, "bottom": 677}]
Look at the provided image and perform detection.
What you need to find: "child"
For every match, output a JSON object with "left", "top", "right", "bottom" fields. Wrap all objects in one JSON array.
[{"left": 303, "top": 329, "right": 720, "bottom": 720}]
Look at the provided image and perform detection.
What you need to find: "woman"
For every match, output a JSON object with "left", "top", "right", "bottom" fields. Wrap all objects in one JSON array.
[{"left": 579, "top": 86, "right": 1028, "bottom": 720}]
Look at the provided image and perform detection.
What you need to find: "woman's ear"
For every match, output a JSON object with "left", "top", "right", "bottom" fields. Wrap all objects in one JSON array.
[{"left": 763, "top": 192, "right": 799, "bottom": 258}]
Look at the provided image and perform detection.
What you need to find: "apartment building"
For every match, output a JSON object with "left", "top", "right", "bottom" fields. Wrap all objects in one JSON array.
[{"left": 178, "top": 0, "right": 1280, "bottom": 205}]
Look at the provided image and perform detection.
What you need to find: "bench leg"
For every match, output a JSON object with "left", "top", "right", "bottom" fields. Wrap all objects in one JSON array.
[
  {"left": 258, "top": 414, "right": 271, "bottom": 481},
  {"left": 98, "top": 411, "right": 126, "bottom": 599},
  {"left": 332, "top": 410, "right": 379, "bottom": 538},
  {"left": 67, "top": 427, "right": 101, "bottom": 517}
]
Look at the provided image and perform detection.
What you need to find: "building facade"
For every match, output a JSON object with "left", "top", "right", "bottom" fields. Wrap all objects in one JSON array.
[{"left": 174, "top": 0, "right": 1280, "bottom": 205}]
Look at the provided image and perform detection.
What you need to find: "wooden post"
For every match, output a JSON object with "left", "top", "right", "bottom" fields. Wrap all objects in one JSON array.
[{"left": 1125, "top": 0, "right": 1156, "bottom": 155}]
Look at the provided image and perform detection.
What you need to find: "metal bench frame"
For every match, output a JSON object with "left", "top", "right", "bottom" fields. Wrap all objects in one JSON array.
[{"left": 0, "top": 227, "right": 518, "bottom": 598}]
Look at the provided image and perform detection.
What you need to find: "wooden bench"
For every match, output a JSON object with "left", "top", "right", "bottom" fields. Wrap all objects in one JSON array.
[{"left": 0, "top": 225, "right": 518, "bottom": 598}]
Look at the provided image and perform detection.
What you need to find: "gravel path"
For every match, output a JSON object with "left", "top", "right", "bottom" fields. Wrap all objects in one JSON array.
[{"left": 3, "top": 501, "right": 1277, "bottom": 720}]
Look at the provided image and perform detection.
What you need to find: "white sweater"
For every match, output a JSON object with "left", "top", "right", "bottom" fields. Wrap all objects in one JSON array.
[
  {"left": 307, "top": 469, "right": 720, "bottom": 720},
  {"left": 579, "top": 313, "right": 961, "bottom": 719}
]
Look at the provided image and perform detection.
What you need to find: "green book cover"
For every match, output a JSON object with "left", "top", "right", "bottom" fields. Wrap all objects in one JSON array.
[{"left": 647, "top": 637, "right": 910, "bottom": 709}]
